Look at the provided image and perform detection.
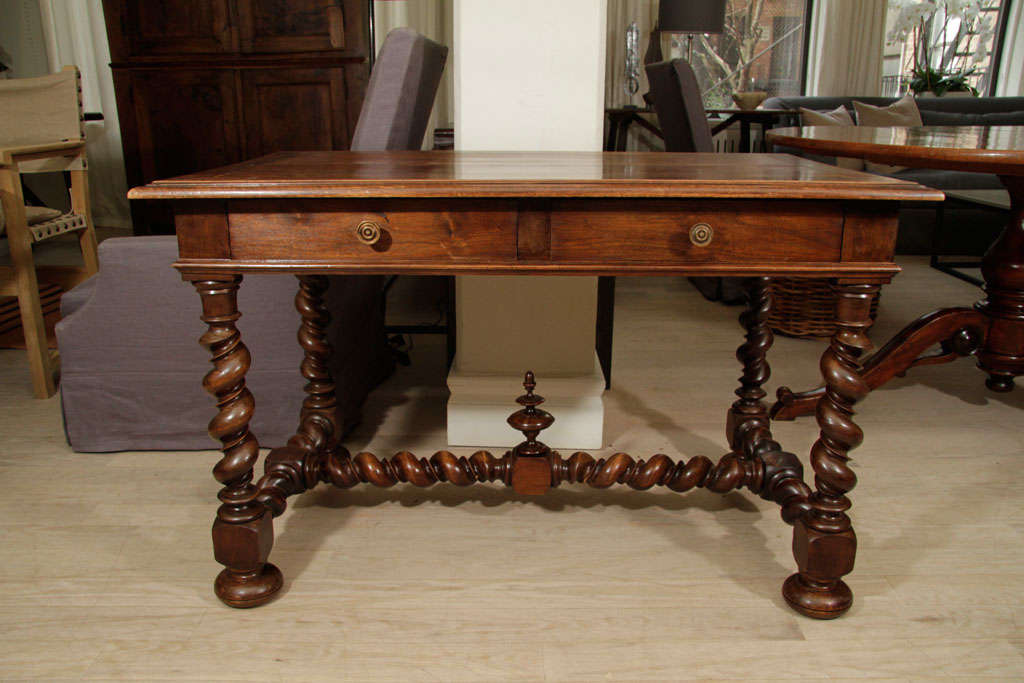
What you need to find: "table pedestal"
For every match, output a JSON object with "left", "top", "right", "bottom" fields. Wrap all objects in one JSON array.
[{"left": 772, "top": 174, "right": 1024, "bottom": 421}]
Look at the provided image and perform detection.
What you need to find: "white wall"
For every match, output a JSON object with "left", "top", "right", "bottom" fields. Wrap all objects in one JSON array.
[
  {"left": 455, "top": 0, "right": 605, "bottom": 151},
  {"left": 448, "top": 0, "right": 608, "bottom": 449}
]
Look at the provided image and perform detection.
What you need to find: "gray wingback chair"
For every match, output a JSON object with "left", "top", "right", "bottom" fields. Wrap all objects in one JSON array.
[{"left": 56, "top": 28, "right": 449, "bottom": 451}]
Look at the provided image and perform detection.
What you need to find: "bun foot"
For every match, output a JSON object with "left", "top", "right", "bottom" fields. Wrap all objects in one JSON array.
[
  {"left": 986, "top": 374, "right": 1015, "bottom": 393},
  {"left": 782, "top": 573, "right": 852, "bottom": 619},
  {"left": 215, "top": 563, "right": 283, "bottom": 608}
]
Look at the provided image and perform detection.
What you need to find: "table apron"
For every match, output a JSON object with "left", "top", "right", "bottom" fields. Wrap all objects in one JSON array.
[{"left": 173, "top": 197, "right": 901, "bottom": 280}]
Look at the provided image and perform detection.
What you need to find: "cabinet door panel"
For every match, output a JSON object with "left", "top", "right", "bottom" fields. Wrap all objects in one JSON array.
[
  {"left": 106, "top": 0, "right": 234, "bottom": 57},
  {"left": 131, "top": 70, "right": 241, "bottom": 180},
  {"left": 125, "top": 69, "right": 240, "bottom": 234},
  {"left": 241, "top": 68, "right": 351, "bottom": 157},
  {"left": 238, "top": 0, "right": 366, "bottom": 54}
]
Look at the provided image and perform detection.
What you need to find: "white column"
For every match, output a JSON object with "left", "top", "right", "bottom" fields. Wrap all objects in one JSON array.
[{"left": 448, "top": 0, "right": 608, "bottom": 449}]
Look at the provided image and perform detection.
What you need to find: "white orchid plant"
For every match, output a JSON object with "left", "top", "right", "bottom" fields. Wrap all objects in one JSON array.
[{"left": 887, "top": 0, "right": 997, "bottom": 95}]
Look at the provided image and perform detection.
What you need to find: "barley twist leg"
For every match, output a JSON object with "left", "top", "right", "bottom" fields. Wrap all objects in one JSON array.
[
  {"left": 257, "top": 275, "right": 344, "bottom": 517},
  {"left": 193, "top": 276, "right": 282, "bottom": 608},
  {"left": 783, "top": 283, "right": 877, "bottom": 619},
  {"left": 724, "top": 278, "right": 812, "bottom": 523},
  {"left": 727, "top": 276, "right": 774, "bottom": 451}
]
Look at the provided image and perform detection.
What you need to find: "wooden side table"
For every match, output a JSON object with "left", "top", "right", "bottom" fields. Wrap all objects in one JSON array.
[
  {"left": 129, "top": 150, "right": 940, "bottom": 618},
  {"left": 604, "top": 106, "right": 662, "bottom": 151},
  {"left": 604, "top": 107, "right": 800, "bottom": 153},
  {"left": 707, "top": 108, "right": 800, "bottom": 153}
]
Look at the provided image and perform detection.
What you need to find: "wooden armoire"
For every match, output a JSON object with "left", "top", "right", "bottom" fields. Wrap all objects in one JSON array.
[{"left": 102, "top": 0, "right": 372, "bottom": 234}]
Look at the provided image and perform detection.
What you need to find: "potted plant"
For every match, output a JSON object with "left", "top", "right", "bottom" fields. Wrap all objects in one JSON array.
[
  {"left": 887, "top": 0, "right": 995, "bottom": 97},
  {"left": 908, "top": 64, "right": 979, "bottom": 97}
]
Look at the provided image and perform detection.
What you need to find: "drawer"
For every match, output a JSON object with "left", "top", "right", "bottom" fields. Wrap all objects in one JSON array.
[
  {"left": 228, "top": 199, "right": 518, "bottom": 262},
  {"left": 548, "top": 200, "right": 843, "bottom": 263}
]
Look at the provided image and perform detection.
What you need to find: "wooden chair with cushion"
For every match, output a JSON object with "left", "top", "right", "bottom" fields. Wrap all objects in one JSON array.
[{"left": 0, "top": 66, "right": 99, "bottom": 397}]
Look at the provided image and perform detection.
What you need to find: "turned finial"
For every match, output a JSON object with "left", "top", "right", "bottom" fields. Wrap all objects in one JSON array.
[{"left": 507, "top": 371, "right": 554, "bottom": 457}]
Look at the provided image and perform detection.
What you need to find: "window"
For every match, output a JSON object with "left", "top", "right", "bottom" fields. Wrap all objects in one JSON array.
[
  {"left": 883, "top": 0, "right": 1011, "bottom": 96},
  {"left": 681, "top": 0, "right": 813, "bottom": 107}
]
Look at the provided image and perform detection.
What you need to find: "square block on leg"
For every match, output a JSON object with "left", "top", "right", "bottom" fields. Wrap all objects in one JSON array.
[{"left": 511, "top": 456, "right": 551, "bottom": 495}]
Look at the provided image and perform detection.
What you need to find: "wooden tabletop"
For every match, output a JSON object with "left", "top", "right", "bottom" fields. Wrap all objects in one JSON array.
[
  {"left": 128, "top": 151, "right": 941, "bottom": 202},
  {"left": 767, "top": 126, "right": 1024, "bottom": 175}
]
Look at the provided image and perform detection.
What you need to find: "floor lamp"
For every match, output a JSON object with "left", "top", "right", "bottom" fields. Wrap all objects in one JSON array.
[{"left": 655, "top": 0, "right": 728, "bottom": 63}]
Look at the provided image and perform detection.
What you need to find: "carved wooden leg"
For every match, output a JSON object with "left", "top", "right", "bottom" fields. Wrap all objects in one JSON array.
[
  {"left": 193, "top": 276, "right": 282, "bottom": 608},
  {"left": 292, "top": 275, "right": 342, "bottom": 450},
  {"left": 727, "top": 276, "right": 773, "bottom": 451},
  {"left": 783, "top": 283, "right": 876, "bottom": 619},
  {"left": 976, "top": 175, "right": 1024, "bottom": 392},
  {"left": 721, "top": 277, "right": 813, "bottom": 523},
  {"left": 257, "top": 275, "right": 343, "bottom": 516}
]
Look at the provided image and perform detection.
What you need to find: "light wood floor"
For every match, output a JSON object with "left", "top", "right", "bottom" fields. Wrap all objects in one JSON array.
[{"left": 1, "top": 258, "right": 1022, "bottom": 681}]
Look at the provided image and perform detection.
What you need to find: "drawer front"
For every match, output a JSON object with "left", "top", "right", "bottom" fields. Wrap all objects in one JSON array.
[
  {"left": 548, "top": 200, "right": 843, "bottom": 263},
  {"left": 228, "top": 199, "right": 518, "bottom": 262}
]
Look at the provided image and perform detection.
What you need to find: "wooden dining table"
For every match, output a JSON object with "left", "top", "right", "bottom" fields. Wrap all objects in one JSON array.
[
  {"left": 765, "top": 126, "right": 1024, "bottom": 419},
  {"left": 129, "top": 150, "right": 940, "bottom": 619}
]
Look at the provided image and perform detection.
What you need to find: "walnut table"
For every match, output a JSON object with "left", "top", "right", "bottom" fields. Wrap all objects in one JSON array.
[
  {"left": 766, "top": 126, "right": 1024, "bottom": 419},
  {"left": 128, "top": 151, "right": 940, "bottom": 619}
]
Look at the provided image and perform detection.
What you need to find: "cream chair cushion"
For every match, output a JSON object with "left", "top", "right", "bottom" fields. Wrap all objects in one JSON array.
[{"left": 0, "top": 205, "right": 64, "bottom": 237}]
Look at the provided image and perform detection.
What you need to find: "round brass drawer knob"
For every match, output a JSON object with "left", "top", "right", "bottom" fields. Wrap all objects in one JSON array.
[
  {"left": 355, "top": 220, "right": 382, "bottom": 246},
  {"left": 689, "top": 222, "right": 714, "bottom": 247}
]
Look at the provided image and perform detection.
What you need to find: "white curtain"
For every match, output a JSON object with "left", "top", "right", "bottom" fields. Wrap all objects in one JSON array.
[
  {"left": 38, "top": 0, "right": 129, "bottom": 229},
  {"left": 605, "top": 0, "right": 658, "bottom": 109},
  {"left": 805, "top": 0, "right": 887, "bottom": 97},
  {"left": 373, "top": 0, "right": 454, "bottom": 148},
  {"left": 605, "top": 0, "right": 665, "bottom": 151}
]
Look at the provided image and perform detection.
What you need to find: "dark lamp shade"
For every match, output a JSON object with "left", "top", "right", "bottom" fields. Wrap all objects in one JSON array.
[{"left": 658, "top": 0, "right": 727, "bottom": 34}]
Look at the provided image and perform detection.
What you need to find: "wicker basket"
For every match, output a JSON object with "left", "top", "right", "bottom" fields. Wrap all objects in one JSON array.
[{"left": 768, "top": 278, "right": 880, "bottom": 338}]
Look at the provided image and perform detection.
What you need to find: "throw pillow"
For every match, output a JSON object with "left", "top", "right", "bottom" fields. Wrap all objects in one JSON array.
[
  {"left": 853, "top": 94, "right": 923, "bottom": 126},
  {"left": 853, "top": 94, "right": 923, "bottom": 173},
  {"left": 799, "top": 104, "right": 855, "bottom": 126},
  {"left": 797, "top": 105, "right": 863, "bottom": 171}
]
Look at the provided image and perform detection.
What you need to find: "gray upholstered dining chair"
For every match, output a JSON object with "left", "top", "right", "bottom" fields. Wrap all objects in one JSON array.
[
  {"left": 645, "top": 58, "right": 744, "bottom": 304},
  {"left": 645, "top": 58, "right": 714, "bottom": 153},
  {"left": 353, "top": 28, "right": 452, "bottom": 364},
  {"left": 56, "top": 28, "right": 448, "bottom": 451},
  {"left": 351, "top": 27, "right": 448, "bottom": 151}
]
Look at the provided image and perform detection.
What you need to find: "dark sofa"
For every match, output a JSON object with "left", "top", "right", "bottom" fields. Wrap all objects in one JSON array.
[{"left": 763, "top": 95, "right": 1024, "bottom": 252}]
